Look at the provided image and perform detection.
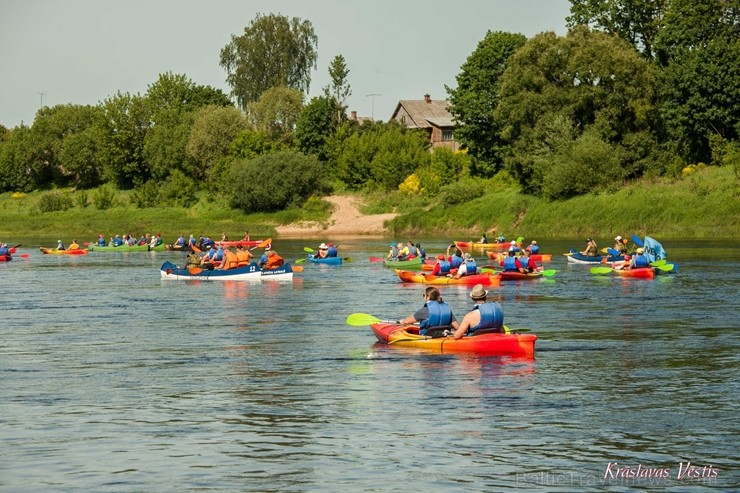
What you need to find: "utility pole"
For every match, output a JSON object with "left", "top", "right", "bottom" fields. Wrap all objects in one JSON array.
[
  {"left": 39, "top": 91, "right": 46, "bottom": 108},
  {"left": 366, "top": 93, "right": 381, "bottom": 120}
]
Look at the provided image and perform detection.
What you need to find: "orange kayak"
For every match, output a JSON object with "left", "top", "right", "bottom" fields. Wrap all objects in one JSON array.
[
  {"left": 396, "top": 269, "right": 501, "bottom": 286},
  {"left": 487, "top": 251, "right": 552, "bottom": 262},
  {"left": 371, "top": 322, "right": 536, "bottom": 357},
  {"left": 39, "top": 247, "right": 88, "bottom": 255}
]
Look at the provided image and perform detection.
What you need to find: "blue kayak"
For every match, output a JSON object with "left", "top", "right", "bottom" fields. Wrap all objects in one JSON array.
[
  {"left": 566, "top": 250, "right": 623, "bottom": 264},
  {"left": 307, "top": 255, "right": 342, "bottom": 265}
]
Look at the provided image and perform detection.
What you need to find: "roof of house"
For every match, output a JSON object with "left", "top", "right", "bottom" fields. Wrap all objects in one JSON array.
[{"left": 391, "top": 98, "right": 454, "bottom": 129}]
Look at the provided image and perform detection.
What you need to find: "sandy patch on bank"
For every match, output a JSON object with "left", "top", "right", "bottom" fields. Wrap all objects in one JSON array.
[{"left": 274, "top": 195, "right": 397, "bottom": 238}]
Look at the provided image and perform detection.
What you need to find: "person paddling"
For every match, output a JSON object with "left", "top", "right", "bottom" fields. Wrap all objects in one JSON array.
[
  {"left": 452, "top": 284, "right": 504, "bottom": 339},
  {"left": 398, "top": 287, "right": 459, "bottom": 337}
]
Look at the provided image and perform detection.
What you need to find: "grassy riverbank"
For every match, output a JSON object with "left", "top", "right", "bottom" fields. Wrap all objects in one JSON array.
[{"left": 1, "top": 165, "right": 737, "bottom": 242}]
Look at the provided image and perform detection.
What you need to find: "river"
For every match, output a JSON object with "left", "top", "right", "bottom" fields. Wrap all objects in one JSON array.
[{"left": 1, "top": 238, "right": 737, "bottom": 492}]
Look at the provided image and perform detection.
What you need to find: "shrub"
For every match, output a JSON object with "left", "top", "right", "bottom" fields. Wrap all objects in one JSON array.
[
  {"left": 227, "top": 150, "right": 326, "bottom": 212},
  {"left": 38, "top": 191, "right": 73, "bottom": 213},
  {"left": 160, "top": 170, "right": 197, "bottom": 207},
  {"left": 438, "top": 178, "right": 485, "bottom": 206},
  {"left": 130, "top": 181, "right": 160, "bottom": 208},
  {"left": 92, "top": 185, "right": 116, "bottom": 210},
  {"left": 74, "top": 191, "right": 88, "bottom": 208}
]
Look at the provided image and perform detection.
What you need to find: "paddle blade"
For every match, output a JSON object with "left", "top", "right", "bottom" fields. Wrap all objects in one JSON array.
[
  {"left": 369, "top": 256, "right": 384, "bottom": 262},
  {"left": 516, "top": 236, "right": 524, "bottom": 244},
  {"left": 292, "top": 265, "right": 304, "bottom": 272},
  {"left": 540, "top": 269, "right": 557, "bottom": 277},
  {"left": 345, "top": 313, "right": 383, "bottom": 326},
  {"left": 655, "top": 263, "right": 674, "bottom": 272},
  {"left": 342, "top": 257, "right": 353, "bottom": 262},
  {"left": 295, "top": 258, "right": 306, "bottom": 264},
  {"left": 590, "top": 266, "right": 614, "bottom": 275},
  {"left": 19, "top": 253, "right": 30, "bottom": 259},
  {"left": 607, "top": 248, "right": 621, "bottom": 255},
  {"left": 650, "top": 259, "right": 667, "bottom": 267},
  {"left": 303, "top": 246, "right": 315, "bottom": 253},
  {"left": 188, "top": 266, "right": 203, "bottom": 275},
  {"left": 258, "top": 238, "right": 272, "bottom": 248},
  {"left": 632, "top": 234, "right": 644, "bottom": 247}
]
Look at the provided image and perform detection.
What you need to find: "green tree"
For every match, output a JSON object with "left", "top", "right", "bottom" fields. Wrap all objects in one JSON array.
[
  {"left": 146, "top": 72, "right": 232, "bottom": 117},
  {"left": 324, "top": 54, "right": 352, "bottom": 128},
  {"left": 186, "top": 105, "right": 249, "bottom": 173},
  {"left": 220, "top": 13, "right": 318, "bottom": 110},
  {"left": 0, "top": 125, "right": 35, "bottom": 192},
  {"left": 446, "top": 31, "right": 526, "bottom": 177},
  {"left": 332, "top": 121, "right": 430, "bottom": 191},
  {"left": 496, "top": 26, "right": 660, "bottom": 197},
  {"left": 227, "top": 150, "right": 325, "bottom": 212},
  {"left": 295, "top": 96, "right": 341, "bottom": 162},
  {"left": 247, "top": 86, "right": 304, "bottom": 145},
  {"left": 142, "top": 110, "right": 195, "bottom": 181},
  {"left": 654, "top": 0, "right": 740, "bottom": 164},
  {"left": 96, "top": 91, "right": 151, "bottom": 188}
]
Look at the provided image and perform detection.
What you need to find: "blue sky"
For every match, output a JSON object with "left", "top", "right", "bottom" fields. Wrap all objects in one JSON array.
[{"left": 0, "top": 0, "right": 570, "bottom": 128}]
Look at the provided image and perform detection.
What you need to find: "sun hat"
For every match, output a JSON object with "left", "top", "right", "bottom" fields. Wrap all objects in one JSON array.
[
  {"left": 615, "top": 235, "right": 622, "bottom": 241},
  {"left": 586, "top": 238, "right": 592, "bottom": 242},
  {"left": 265, "top": 244, "right": 272, "bottom": 251},
  {"left": 470, "top": 284, "right": 488, "bottom": 300},
  {"left": 510, "top": 240, "right": 516, "bottom": 245},
  {"left": 636, "top": 247, "right": 644, "bottom": 254},
  {"left": 463, "top": 252, "right": 471, "bottom": 259},
  {"left": 531, "top": 240, "right": 537, "bottom": 245},
  {"left": 319, "top": 243, "right": 328, "bottom": 249}
]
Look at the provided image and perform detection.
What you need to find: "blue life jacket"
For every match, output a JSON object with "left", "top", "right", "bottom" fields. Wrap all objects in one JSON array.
[
  {"left": 633, "top": 254, "right": 649, "bottom": 268},
  {"left": 327, "top": 246, "right": 337, "bottom": 257},
  {"left": 176, "top": 236, "right": 186, "bottom": 247},
  {"left": 503, "top": 256, "right": 519, "bottom": 271},
  {"left": 213, "top": 247, "right": 224, "bottom": 261},
  {"left": 469, "top": 302, "right": 504, "bottom": 334},
  {"left": 418, "top": 247, "right": 426, "bottom": 260},
  {"left": 0, "top": 246, "right": 8, "bottom": 255},
  {"left": 97, "top": 238, "right": 106, "bottom": 246},
  {"left": 450, "top": 255, "right": 463, "bottom": 269},
  {"left": 112, "top": 237, "right": 123, "bottom": 246},
  {"left": 462, "top": 259, "right": 477, "bottom": 275},
  {"left": 437, "top": 260, "right": 451, "bottom": 274},
  {"left": 419, "top": 301, "right": 452, "bottom": 334},
  {"left": 530, "top": 245, "right": 540, "bottom": 254}
]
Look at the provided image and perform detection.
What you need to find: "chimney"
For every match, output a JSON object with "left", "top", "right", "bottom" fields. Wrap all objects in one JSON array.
[
  {"left": 424, "top": 94, "right": 431, "bottom": 103},
  {"left": 351, "top": 110, "right": 357, "bottom": 120}
]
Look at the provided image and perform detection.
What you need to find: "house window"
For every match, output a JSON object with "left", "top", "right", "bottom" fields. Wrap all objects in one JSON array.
[{"left": 442, "top": 129, "right": 453, "bottom": 141}]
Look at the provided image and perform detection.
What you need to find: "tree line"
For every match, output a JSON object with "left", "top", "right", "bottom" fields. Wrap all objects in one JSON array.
[{"left": 0, "top": 1, "right": 737, "bottom": 212}]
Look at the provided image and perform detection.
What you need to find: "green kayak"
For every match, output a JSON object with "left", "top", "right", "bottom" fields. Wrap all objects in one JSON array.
[
  {"left": 383, "top": 256, "right": 423, "bottom": 269},
  {"left": 88, "top": 243, "right": 166, "bottom": 252}
]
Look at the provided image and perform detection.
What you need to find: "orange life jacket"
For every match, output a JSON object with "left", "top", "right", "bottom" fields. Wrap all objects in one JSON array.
[
  {"left": 236, "top": 250, "right": 251, "bottom": 267},
  {"left": 222, "top": 250, "right": 239, "bottom": 270},
  {"left": 265, "top": 251, "right": 284, "bottom": 270}
]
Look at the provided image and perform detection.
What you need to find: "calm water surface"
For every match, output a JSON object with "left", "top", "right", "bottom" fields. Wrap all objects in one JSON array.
[{"left": 1, "top": 239, "right": 738, "bottom": 492}]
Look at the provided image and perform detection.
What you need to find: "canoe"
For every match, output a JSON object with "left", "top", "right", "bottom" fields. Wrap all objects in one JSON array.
[
  {"left": 307, "top": 255, "right": 342, "bottom": 265},
  {"left": 165, "top": 244, "right": 196, "bottom": 252},
  {"left": 454, "top": 240, "right": 510, "bottom": 251},
  {"left": 89, "top": 243, "right": 166, "bottom": 252},
  {"left": 498, "top": 271, "right": 543, "bottom": 281},
  {"left": 612, "top": 267, "right": 655, "bottom": 279},
  {"left": 160, "top": 261, "right": 294, "bottom": 281},
  {"left": 0, "top": 254, "right": 11, "bottom": 262},
  {"left": 370, "top": 322, "right": 536, "bottom": 357},
  {"left": 260, "top": 263, "right": 294, "bottom": 281},
  {"left": 215, "top": 239, "right": 263, "bottom": 248},
  {"left": 566, "top": 250, "right": 622, "bottom": 264},
  {"left": 396, "top": 269, "right": 501, "bottom": 286},
  {"left": 487, "top": 251, "right": 552, "bottom": 263},
  {"left": 160, "top": 261, "right": 262, "bottom": 281},
  {"left": 39, "top": 247, "right": 88, "bottom": 255},
  {"left": 383, "top": 256, "right": 423, "bottom": 268}
]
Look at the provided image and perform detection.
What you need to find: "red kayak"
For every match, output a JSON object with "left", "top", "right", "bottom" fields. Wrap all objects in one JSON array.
[
  {"left": 215, "top": 239, "right": 264, "bottom": 248},
  {"left": 0, "top": 254, "right": 11, "bottom": 262},
  {"left": 498, "top": 271, "right": 543, "bottom": 281},
  {"left": 371, "top": 322, "right": 536, "bottom": 357},
  {"left": 612, "top": 267, "right": 655, "bottom": 279},
  {"left": 487, "top": 251, "right": 552, "bottom": 262}
]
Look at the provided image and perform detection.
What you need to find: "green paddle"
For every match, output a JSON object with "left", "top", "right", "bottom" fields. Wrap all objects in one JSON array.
[
  {"left": 346, "top": 313, "right": 395, "bottom": 326},
  {"left": 590, "top": 266, "right": 614, "bottom": 275},
  {"left": 650, "top": 259, "right": 666, "bottom": 267},
  {"left": 540, "top": 269, "right": 556, "bottom": 277},
  {"left": 654, "top": 263, "right": 675, "bottom": 272},
  {"left": 295, "top": 257, "right": 307, "bottom": 264},
  {"left": 304, "top": 247, "right": 315, "bottom": 253}
]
